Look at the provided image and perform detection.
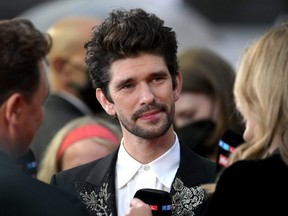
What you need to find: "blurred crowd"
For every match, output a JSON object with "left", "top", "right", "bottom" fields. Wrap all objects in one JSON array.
[{"left": 1, "top": 1, "right": 288, "bottom": 216}]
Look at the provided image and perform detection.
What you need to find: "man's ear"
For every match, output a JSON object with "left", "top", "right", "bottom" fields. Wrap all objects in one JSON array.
[
  {"left": 4, "top": 93, "right": 23, "bottom": 125},
  {"left": 174, "top": 72, "right": 183, "bottom": 101},
  {"left": 51, "top": 57, "right": 66, "bottom": 72},
  {"left": 96, "top": 88, "right": 116, "bottom": 116}
]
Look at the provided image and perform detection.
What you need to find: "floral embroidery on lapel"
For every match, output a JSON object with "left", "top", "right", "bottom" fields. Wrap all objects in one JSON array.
[
  {"left": 171, "top": 178, "right": 206, "bottom": 216},
  {"left": 76, "top": 177, "right": 206, "bottom": 216},
  {"left": 77, "top": 182, "right": 113, "bottom": 216}
]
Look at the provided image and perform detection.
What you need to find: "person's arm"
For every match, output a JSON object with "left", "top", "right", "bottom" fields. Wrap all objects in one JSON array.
[{"left": 125, "top": 198, "right": 152, "bottom": 216}]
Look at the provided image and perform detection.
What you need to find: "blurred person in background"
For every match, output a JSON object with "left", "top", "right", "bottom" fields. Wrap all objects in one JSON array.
[
  {"left": 204, "top": 23, "right": 288, "bottom": 215},
  {"left": 0, "top": 17, "right": 88, "bottom": 216},
  {"left": 37, "top": 115, "right": 121, "bottom": 183},
  {"left": 174, "top": 47, "right": 243, "bottom": 161},
  {"left": 30, "top": 16, "right": 108, "bottom": 165}
]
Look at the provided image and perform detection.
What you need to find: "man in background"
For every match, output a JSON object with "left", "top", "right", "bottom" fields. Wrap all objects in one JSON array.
[{"left": 30, "top": 16, "right": 108, "bottom": 164}]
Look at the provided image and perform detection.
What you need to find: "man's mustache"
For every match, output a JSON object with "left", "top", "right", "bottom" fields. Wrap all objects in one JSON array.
[{"left": 132, "top": 102, "right": 167, "bottom": 120}]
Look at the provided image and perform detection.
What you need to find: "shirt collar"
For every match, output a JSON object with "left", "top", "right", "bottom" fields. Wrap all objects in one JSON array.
[
  {"left": 116, "top": 133, "right": 180, "bottom": 189},
  {"left": 150, "top": 136, "right": 180, "bottom": 188}
]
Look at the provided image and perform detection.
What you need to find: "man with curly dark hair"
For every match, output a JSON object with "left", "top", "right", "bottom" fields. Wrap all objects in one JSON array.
[{"left": 51, "top": 8, "right": 216, "bottom": 216}]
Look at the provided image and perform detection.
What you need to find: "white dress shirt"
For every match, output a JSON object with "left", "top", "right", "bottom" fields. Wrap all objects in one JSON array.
[{"left": 116, "top": 134, "right": 180, "bottom": 216}]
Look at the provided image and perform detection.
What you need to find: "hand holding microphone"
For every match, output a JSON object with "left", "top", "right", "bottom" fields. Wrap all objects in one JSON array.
[
  {"left": 125, "top": 198, "right": 153, "bottom": 216},
  {"left": 131, "top": 188, "right": 172, "bottom": 216}
]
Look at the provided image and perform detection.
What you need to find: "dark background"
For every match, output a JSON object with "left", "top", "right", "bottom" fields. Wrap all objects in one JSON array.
[{"left": 184, "top": 0, "right": 288, "bottom": 24}]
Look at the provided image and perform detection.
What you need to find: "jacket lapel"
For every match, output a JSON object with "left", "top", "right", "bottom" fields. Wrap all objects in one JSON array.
[
  {"left": 74, "top": 144, "right": 214, "bottom": 216},
  {"left": 176, "top": 143, "right": 215, "bottom": 186},
  {"left": 76, "top": 148, "right": 119, "bottom": 216},
  {"left": 169, "top": 143, "right": 215, "bottom": 215}
]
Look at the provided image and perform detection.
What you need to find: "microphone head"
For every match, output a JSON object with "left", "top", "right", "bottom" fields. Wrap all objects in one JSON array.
[
  {"left": 16, "top": 148, "right": 37, "bottom": 178},
  {"left": 134, "top": 188, "right": 172, "bottom": 216},
  {"left": 216, "top": 129, "right": 244, "bottom": 174}
]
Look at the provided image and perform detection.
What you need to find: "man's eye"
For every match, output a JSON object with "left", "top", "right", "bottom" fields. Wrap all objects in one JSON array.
[
  {"left": 153, "top": 76, "right": 166, "bottom": 83},
  {"left": 121, "top": 83, "right": 134, "bottom": 90}
]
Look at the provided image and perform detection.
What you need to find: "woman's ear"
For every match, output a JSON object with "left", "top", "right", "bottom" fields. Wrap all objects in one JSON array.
[{"left": 96, "top": 88, "right": 116, "bottom": 116}]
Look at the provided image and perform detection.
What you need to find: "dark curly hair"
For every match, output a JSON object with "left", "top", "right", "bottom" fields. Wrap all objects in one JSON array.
[
  {"left": 85, "top": 8, "right": 179, "bottom": 102},
  {"left": 0, "top": 18, "right": 51, "bottom": 105}
]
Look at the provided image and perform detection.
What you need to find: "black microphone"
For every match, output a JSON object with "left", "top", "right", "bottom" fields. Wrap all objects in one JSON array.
[
  {"left": 16, "top": 149, "right": 37, "bottom": 178},
  {"left": 133, "top": 188, "right": 172, "bottom": 216},
  {"left": 216, "top": 129, "right": 244, "bottom": 174}
]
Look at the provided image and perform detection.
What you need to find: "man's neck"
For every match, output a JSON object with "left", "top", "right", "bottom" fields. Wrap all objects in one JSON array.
[{"left": 121, "top": 129, "right": 175, "bottom": 164}]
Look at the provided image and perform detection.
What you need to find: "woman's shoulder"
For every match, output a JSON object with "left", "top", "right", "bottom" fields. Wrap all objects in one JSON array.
[{"left": 219, "top": 153, "right": 288, "bottom": 185}]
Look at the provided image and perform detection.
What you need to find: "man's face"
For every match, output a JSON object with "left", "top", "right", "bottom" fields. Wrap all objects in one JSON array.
[
  {"left": 65, "top": 52, "right": 89, "bottom": 92},
  {"left": 65, "top": 52, "right": 103, "bottom": 113},
  {"left": 18, "top": 61, "right": 49, "bottom": 153},
  {"left": 102, "top": 53, "right": 181, "bottom": 139}
]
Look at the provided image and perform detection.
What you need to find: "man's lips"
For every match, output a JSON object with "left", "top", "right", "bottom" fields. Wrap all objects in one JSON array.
[{"left": 138, "top": 110, "right": 161, "bottom": 119}]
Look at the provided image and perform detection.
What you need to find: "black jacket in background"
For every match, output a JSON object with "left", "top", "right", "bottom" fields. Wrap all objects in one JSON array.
[{"left": 0, "top": 151, "right": 89, "bottom": 216}]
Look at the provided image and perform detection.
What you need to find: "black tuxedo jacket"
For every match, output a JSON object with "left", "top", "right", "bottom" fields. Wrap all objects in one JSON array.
[
  {"left": 0, "top": 151, "right": 89, "bottom": 216},
  {"left": 30, "top": 94, "right": 87, "bottom": 164},
  {"left": 51, "top": 142, "right": 216, "bottom": 216}
]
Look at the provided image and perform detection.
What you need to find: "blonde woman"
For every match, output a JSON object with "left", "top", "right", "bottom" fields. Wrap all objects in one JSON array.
[
  {"left": 37, "top": 116, "right": 121, "bottom": 183},
  {"left": 204, "top": 23, "right": 288, "bottom": 215}
]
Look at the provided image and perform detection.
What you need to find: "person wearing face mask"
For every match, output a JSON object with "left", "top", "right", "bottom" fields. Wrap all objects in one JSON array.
[
  {"left": 174, "top": 48, "right": 244, "bottom": 161},
  {"left": 30, "top": 16, "right": 111, "bottom": 165}
]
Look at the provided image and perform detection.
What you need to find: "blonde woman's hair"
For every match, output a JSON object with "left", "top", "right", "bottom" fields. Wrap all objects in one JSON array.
[
  {"left": 228, "top": 24, "right": 288, "bottom": 166},
  {"left": 37, "top": 116, "right": 121, "bottom": 183}
]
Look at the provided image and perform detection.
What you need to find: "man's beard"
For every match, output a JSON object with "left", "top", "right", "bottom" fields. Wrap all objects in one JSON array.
[{"left": 118, "top": 102, "right": 174, "bottom": 139}]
